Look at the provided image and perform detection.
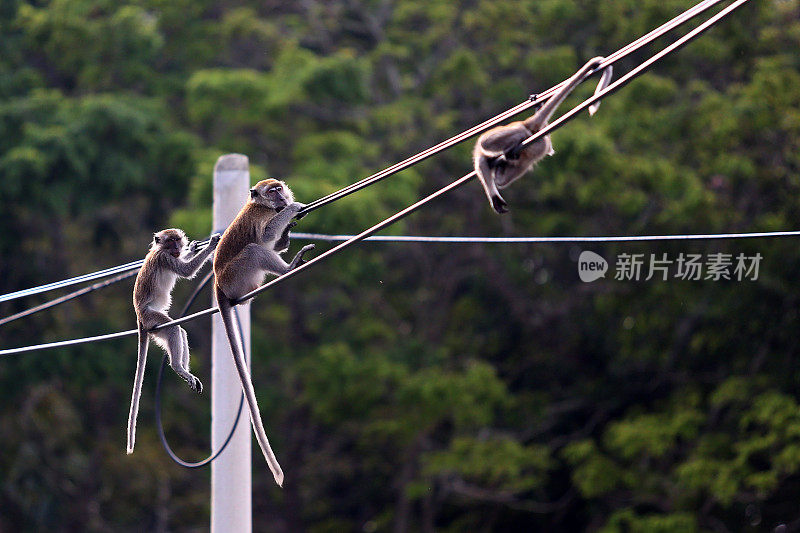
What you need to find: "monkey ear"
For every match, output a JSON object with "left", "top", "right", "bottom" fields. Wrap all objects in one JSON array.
[{"left": 250, "top": 188, "right": 258, "bottom": 199}]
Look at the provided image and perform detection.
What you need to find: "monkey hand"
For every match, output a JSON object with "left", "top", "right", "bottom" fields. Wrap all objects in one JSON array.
[
  {"left": 290, "top": 202, "right": 308, "bottom": 220},
  {"left": 188, "top": 240, "right": 200, "bottom": 254},
  {"left": 209, "top": 233, "right": 221, "bottom": 248}
]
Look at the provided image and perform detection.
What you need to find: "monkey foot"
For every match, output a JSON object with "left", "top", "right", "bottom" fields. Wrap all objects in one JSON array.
[
  {"left": 190, "top": 376, "right": 203, "bottom": 394},
  {"left": 491, "top": 195, "right": 509, "bottom": 214}
]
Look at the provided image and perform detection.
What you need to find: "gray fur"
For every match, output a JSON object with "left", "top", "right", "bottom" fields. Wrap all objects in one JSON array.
[
  {"left": 473, "top": 57, "right": 608, "bottom": 213},
  {"left": 127, "top": 229, "right": 220, "bottom": 455}
]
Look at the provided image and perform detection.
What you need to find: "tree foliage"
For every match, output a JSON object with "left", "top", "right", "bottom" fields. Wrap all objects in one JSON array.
[{"left": 1, "top": 0, "right": 799, "bottom": 530}]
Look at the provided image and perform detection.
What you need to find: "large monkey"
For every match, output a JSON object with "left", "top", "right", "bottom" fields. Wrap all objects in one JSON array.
[
  {"left": 213, "top": 178, "right": 314, "bottom": 487},
  {"left": 473, "top": 56, "right": 611, "bottom": 213},
  {"left": 128, "top": 228, "right": 220, "bottom": 454}
]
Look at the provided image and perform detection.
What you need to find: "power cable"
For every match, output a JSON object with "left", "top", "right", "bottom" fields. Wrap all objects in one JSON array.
[
  {"left": 0, "top": 237, "right": 215, "bottom": 304},
  {"left": 296, "top": 0, "right": 727, "bottom": 217},
  {"left": 155, "top": 270, "right": 246, "bottom": 468},
  {"left": 0, "top": 236, "right": 219, "bottom": 326},
  {"left": 290, "top": 230, "right": 800, "bottom": 243},
  {"left": 0, "top": 328, "right": 139, "bottom": 356},
  {"left": 2, "top": 224, "right": 793, "bottom": 357},
  {"left": 0, "top": 270, "right": 139, "bottom": 327},
  {"left": 0, "top": 260, "right": 143, "bottom": 304}
]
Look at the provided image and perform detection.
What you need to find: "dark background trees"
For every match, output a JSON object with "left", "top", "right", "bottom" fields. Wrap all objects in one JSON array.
[{"left": 1, "top": 0, "right": 798, "bottom": 530}]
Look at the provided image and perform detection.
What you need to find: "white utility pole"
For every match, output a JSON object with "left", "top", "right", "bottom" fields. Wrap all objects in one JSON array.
[{"left": 211, "top": 154, "right": 252, "bottom": 532}]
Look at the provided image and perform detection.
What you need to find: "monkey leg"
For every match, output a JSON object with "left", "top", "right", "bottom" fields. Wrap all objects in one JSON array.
[
  {"left": 494, "top": 136, "right": 551, "bottom": 190},
  {"left": 475, "top": 155, "right": 509, "bottom": 214},
  {"left": 143, "top": 309, "right": 202, "bottom": 393},
  {"left": 241, "top": 243, "right": 292, "bottom": 277},
  {"left": 216, "top": 244, "right": 273, "bottom": 301},
  {"left": 178, "top": 327, "right": 202, "bottom": 394},
  {"left": 153, "top": 324, "right": 202, "bottom": 393},
  {"left": 287, "top": 244, "right": 315, "bottom": 270},
  {"left": 178, "top": 327, "right": 190, "bottom": 371}
]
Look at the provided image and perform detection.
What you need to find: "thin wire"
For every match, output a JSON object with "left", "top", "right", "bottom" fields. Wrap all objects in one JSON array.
[
  {"left": 0, "top": 236, "right": 223, "bottom": 324},
  {"left": 155, "top": 270, "right": 246, "bottom": 468},
  {"left": 3, "top": 225, "right": 797, "bottom": 356},
  {"left": 290, "top": 230, "right": 800, "bottom": 243},
  {"left": 0, "top": 260, "right": 143, "bottom": 304},
  {"left": 0, "top": 328, "right": 138, "bottom": 356},
  {"left": 0, "top": 237, "right": 214, "bottom": 304},
  {"left": 0, "top": 270, "right": 139, "bottom": 327},
  {"left": 518, "top": 0, "right": 750, "bottom": 152},
  {"left": 0, "top": 0, "right": 722, "bottom": 306},
  {"left": 296, "top": 0, "right": 725, "bottom": 217}
]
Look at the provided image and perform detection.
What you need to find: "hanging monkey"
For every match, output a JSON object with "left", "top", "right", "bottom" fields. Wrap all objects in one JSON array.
[{"left": 473, "top": 56, "right": 612, "bottom": 213}]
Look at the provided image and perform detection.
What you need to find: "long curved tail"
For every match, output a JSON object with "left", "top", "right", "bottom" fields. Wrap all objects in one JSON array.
[
  {"left": 215, "top": 285, "right": 285, "bottom": 487},
  {"left": 589, "top": 64, "right": 613, "bottom": 116},
  {"left": 524, "top": 56, "right": 605, "bottom": 131},
  {"left": 127, "top": 322, "right": 149, "bottom": 454}
]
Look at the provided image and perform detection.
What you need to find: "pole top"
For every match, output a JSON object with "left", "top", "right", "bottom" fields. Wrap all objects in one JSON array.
[{"left": 214, "top": 154, "right": 249, "bottom": 172}]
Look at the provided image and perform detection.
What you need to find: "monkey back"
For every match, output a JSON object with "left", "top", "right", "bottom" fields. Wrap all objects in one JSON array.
[{"left": 213, "top": 202, "right": 277, "bottom": 286}]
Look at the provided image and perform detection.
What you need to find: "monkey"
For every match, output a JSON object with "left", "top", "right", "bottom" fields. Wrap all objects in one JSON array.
[
  {"left": 473, "top": 56, "right": 611, "bottom": 213},
  {"left": 213, "top": 178, "right": 315, "bottom": 487},
  {"left": 127, "top": 228, "right": 220, "bottom": 455}
]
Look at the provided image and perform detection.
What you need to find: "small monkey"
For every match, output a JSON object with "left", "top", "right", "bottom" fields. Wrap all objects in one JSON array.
[
  {"left": 473, "top": 56, "right": 611, "bottom": 213},
  {"left": 213, "top": 178, "right": 314, "bottom": 487},
  {"left": 127, "top": 228, "right": 220, "bottom": 454}
]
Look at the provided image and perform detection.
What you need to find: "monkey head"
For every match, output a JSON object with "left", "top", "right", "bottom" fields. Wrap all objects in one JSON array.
[
  {"left": 250, "top": 178, "right": 294, "bottom": 212},
  {"left": 152, "top": 228, "right": 187, "bottom": 258}
]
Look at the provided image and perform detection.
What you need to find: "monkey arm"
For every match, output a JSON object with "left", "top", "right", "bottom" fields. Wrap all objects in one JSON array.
[
  {"left": 524, "top": 56, "right": 605, "bottom": 131},
  {"left": 274, "top": 221, "right": 296, "bottom": 253},
  {"left": 174, "top": 234, "right": 220, "bottom": 278},
  {"left": 262, "top": 203, "right": 305, "bottom": 244},
  {"left": 183, "top": 240, "right": 202, "bottom": 261}
]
